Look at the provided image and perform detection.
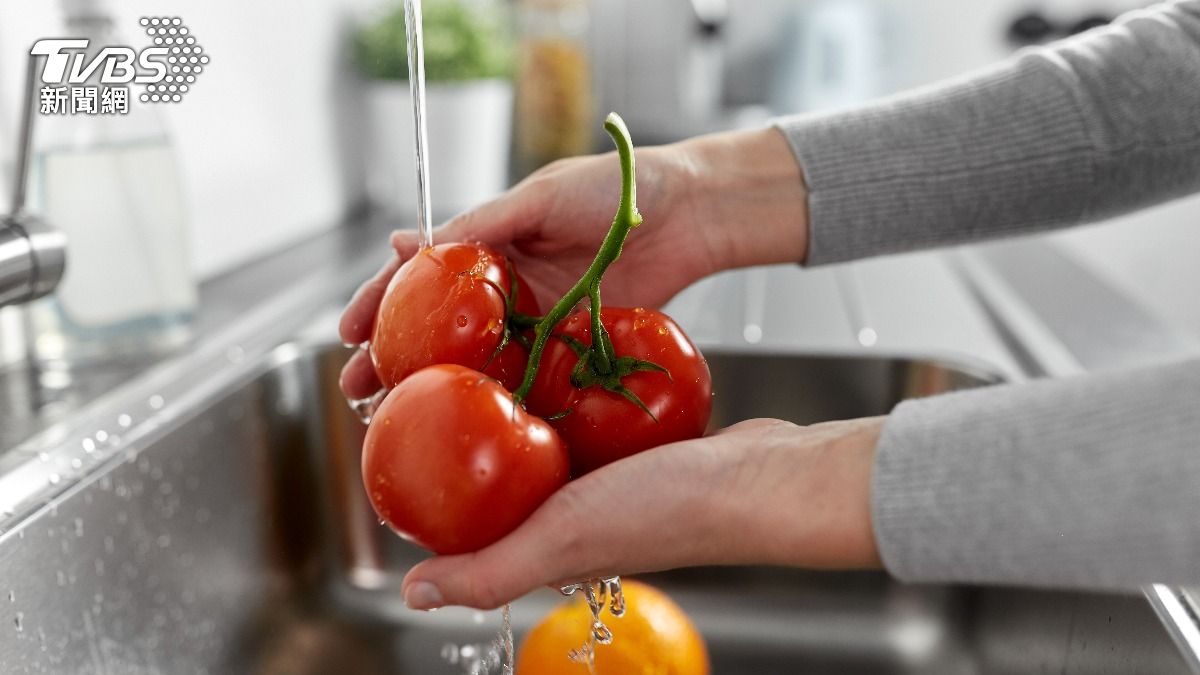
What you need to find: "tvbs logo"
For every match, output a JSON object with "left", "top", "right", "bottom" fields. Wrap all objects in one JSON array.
[
  {"left": 33, "top": 17, "right": 206, "bottom": 114},
  {"left": 32, "top": 39, "right": 170, "bottom": 85}
]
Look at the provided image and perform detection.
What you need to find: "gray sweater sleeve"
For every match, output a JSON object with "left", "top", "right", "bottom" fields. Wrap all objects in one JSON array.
[
  {"left": 775, "top": 1, "right": 1200, "bottom": 590},
  {"left": 775, "top": 0, "right": 1200, "bottom": 265},
  {"left": 874, "top": 358, "right": 1200, "bottom": 590}
]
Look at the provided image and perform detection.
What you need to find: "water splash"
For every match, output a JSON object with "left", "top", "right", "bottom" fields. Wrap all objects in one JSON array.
[
  {"left": 440, "top": 604, "right": 515, "bottom": 675},
  {"left": 347, "top": 388, "right": 387, "bottom": 425},
  {"left": 560, "top": 577, "right": 625, "bottom": 671}
]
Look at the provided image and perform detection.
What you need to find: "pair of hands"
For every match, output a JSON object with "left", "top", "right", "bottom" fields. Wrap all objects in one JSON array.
[{"left": 339, "top": 127, "right": 884, "bottom": 610}]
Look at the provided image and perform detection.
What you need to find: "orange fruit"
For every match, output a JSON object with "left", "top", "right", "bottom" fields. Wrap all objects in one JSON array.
[{"left": 517, "top": 580, "right": 709, "bottom": 675}]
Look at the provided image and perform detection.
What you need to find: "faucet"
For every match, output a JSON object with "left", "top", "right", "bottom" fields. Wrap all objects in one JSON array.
[{"left": 1, "top": 55, "right": 66, "bottom": 309}]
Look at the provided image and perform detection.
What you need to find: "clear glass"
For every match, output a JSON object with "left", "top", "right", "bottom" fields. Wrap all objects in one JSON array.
[{"left": 25, "top": 13, "right": 196, "bottom": 367}]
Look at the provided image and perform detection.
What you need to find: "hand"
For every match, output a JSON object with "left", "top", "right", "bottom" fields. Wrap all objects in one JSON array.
[
  {"left": 399, "top": 416, "right": 884, "bottom": 610},
  {"left": 338, "top": 127, "right": 808, "bottom": 400}
]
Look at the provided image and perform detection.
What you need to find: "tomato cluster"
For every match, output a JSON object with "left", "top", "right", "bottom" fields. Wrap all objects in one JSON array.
[{"left": 360, "top": 114, "right": 712, "bottom": 556}]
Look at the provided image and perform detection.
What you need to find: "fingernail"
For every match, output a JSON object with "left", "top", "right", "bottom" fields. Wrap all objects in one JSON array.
[{"left": 404, "top": 581, "right": 444, "bottom": 610}]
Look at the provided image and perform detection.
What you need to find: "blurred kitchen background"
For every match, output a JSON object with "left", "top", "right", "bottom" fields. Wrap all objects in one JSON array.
[{"left": 0, "top": 0, "right": 1196, "bottom": 333}]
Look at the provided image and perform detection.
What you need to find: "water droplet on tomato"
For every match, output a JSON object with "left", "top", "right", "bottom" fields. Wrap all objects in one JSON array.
[{"left": 456, "top": 315, "right": 469, "bottom": 328}]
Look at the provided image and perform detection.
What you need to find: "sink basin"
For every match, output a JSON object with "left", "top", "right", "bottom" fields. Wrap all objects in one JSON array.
[{"left": 0, "top": 343, "right": 1189, "bottom": 674}]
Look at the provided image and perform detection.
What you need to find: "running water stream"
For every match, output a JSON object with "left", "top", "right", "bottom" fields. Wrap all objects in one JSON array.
[
  {"left": 399, "top": 3, "right": 624, "bottom": 671},
  {"left": 402, "top": 0, "right": 515, "bottom": 671},
  {"left": 404, "top": 0, "right": 435, "bottom": 251}
]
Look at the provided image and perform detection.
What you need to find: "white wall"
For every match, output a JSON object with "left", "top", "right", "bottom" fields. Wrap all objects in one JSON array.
[{"left": 0, "top": 0, "right": 375, "bottom": 279}]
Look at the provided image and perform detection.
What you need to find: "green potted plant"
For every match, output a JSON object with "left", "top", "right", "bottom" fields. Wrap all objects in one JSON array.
[{"left": 355, "top": 0, "right": 513, "bottom": 215}]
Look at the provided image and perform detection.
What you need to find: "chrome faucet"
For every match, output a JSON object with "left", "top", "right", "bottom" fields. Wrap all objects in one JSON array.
[{"left": 1, "top": 55, "right": 66, "bottom": 309}]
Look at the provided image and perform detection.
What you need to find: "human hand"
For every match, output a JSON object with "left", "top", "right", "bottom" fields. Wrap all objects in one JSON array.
[
  {"left": 338, "top": 127, "right": 807, "bottom": 400},
  {"left": 398, "top": 416, "right": 884, "bottom": 610}
]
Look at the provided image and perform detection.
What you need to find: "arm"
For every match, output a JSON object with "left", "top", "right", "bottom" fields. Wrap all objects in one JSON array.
[
  {"left": 875, "top": 355, "right": 1200, "bottom": 590},
  {"left": 777, "top": 0, "right": 1200, "bottom": 264}
]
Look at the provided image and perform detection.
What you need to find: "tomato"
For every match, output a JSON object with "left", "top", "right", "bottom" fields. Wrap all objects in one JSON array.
[
  {"left": 370, "top": 242, "right": 538, "bottom": 392},
  {"left": 482, "top": 268, "right": 540, "bottom": 391},
  {"left": 526, "top": 307, "right": 712, "bottom": 475},
  {"left": 362, "top": 364, "right": 569, "bottom": 555}
]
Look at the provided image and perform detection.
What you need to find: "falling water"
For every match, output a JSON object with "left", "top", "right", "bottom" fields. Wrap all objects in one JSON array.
[
  {"left": 404, "top": 0, "right": 434, "bottom": 251},
  {"left": 440, "top": 604, "right": 514, "bottom": 674},
  {"left": 402, "top": 1, "right": 514, "bottom": 668},
  {"left": 560, "top": 577, "right": 626, "bottom": 672}
]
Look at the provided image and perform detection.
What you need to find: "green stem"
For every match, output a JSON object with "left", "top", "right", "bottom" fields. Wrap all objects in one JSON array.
[{"left": 512, "top": 112, "right": 642, "bottom": 402}]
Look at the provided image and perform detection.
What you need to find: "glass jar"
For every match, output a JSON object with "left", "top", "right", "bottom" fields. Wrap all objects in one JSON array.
[
  {"left": 26, "top": 3, "right": 196, "bottom": 368},
  {"left": 512, "top": 0, "right": 595, "bottom": 178}
]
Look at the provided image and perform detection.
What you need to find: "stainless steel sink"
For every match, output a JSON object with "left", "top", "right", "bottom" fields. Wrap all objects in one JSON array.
[{"left": 0, "top": 342, "right": 1190, "bottom": 674}]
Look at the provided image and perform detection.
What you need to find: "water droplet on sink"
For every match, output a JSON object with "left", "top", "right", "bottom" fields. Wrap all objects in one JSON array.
[
  {"left": 37, "top": 452, "right": 49, "bottom": 463},
  {"left": 94, "top": 430, "right": 108, "bottom": 443},
  {"left": 14, "top": 612, "right": 22, "bottom": 631},
  {"left": 117, "top": 414, "right": 132, "bottom": 428},
  {"left": 70, "top": 459, "right": 82, "bottom": 470},
  {"left": 148, "top": 395, "right": 164, "bottom": 410},
  {"left": 47, "top": 474, "right": 60, "bottom": 485},
  {"left": 81, "top": 438, "right": 96, "bottom": 454},
  {"left": 743, "top": 324, "right": 763, "bottom": 344}
]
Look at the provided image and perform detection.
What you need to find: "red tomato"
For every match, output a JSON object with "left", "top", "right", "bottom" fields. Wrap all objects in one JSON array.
[
  {"left": 370, "top": 242, "right": 537, "bottom": 392},
  {"left": 482, "top": 268, "right": 540, "bottom": 391},
  {"left": 362, "top": 364, "right": 569, "bottom": 555},
  {"left": 526, "top": 307, "right": 712, "bottom": 475}
]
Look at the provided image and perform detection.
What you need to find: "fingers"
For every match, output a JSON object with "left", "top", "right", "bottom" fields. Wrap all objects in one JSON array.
[
  {"left": 338, "top": 254, "right": 403, "bottom": 345},
  {"left": 339, "top": 348, "right": 383, "bottom": 401}
]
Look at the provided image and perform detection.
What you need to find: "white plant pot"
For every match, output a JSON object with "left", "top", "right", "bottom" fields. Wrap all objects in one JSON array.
[{"left": 365, "top": 79, "right": 513, "bottom": 218}]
